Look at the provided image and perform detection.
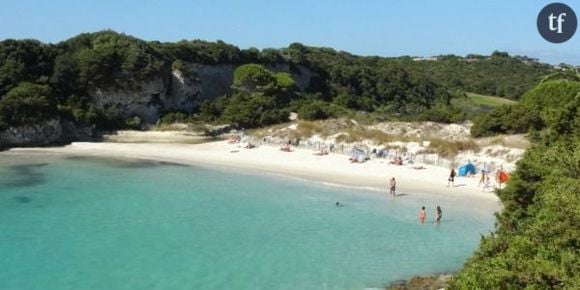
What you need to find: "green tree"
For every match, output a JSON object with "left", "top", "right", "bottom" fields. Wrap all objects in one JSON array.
[
  {"left": 232, "top": 64, "right": 275, "bottom": 92},
  {"left": 0, "top": 59, "right": 25, "bottom": 96},
  {"left": 0, "top": 82, "right": 56, "bottom": 128},
  {"left": 297, "top": 100, "right": 330, "bottom": 120},
  {"left": 471, "top": 81, "right": 580, "bottom": 137},
  {"left": 221, "top": 92, "right": 287, "bottom": 128}
]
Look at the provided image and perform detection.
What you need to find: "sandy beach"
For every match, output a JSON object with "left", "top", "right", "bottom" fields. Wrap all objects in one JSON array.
[{"left": 6, "top": 141, "right": 502, "bottom": 209}]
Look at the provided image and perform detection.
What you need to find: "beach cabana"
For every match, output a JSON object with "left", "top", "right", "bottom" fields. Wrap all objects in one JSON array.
[
  {"left": 351, "top": 147, "right": 367, "bottom": 163},
  {"left": 458, "top": 161, "right": 476, "bottom": 176}
]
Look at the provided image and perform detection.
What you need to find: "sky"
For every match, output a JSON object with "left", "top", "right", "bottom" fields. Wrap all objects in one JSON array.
[{"left": 0, "top": 0, "right": 579, "bottom": 64}]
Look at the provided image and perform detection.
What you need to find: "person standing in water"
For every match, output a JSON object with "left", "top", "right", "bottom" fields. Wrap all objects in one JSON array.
[
  {"left": 419, "top": 206, "right": 426, "bottom": 223},
  {"left": 447, "top": 167, "right": 456, "bottom": 187},
  {"left": 435, "top": 206, "right": 442, "bottom": 223},
  {"left": 389, "top": 177, "right": 396, "bottom": 197}
]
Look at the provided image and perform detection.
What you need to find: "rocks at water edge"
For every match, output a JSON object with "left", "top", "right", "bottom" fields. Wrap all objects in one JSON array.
[{"left": 388, "top": 274, "right": 452, "bottom": 290}]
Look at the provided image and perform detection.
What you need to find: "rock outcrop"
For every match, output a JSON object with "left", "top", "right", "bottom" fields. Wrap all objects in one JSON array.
[
  {"left": 88, "top": 63, "right": 316, "bottom": 124},
  {"left": 90, "top": 76, "right": 167, "bottom": 124},
  {"left": 0, "top": 119, "right": 97, "bottom": 150},
  {"left": 0, "top": 119, "right": 63, "bottom": 148}
]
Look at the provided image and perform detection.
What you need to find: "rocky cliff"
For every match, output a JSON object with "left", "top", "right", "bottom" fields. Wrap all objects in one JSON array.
[
  {"left": 0, "top": 119, "right": 63, "bottom": 148},
  {"left": 88, "top": 63, "right": 316, "bottom": 124},
  {"left": 0, "top": 119, "right": 95, "bottom": 149},
  {"left": 0, "top": 63, "right": 315, "bottom": 149}
]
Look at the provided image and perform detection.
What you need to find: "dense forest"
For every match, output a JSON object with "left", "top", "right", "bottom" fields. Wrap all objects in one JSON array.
[
  {"left": 0, "top": 30, "right": 556, "bottom": 131},
  {"left": 449, "top": 80, "right": 580, "bottom": 288}
]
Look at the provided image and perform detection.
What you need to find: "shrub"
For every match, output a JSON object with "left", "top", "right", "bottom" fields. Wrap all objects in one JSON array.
[
  {"left": 160, "top": 112, "right": 191, "bottom": 124},
  {"left": 124, "top": 116, "right": 142, "bottom": 129},
  {"left": 418, "top": 105, "right": 466, "bottom": 123},
  {"left": 427, "top": 138, "right": 479, "bottom": 158},
  {"left": 297, "top": 100, "right": 330, "bottom": 120},
  {"left": 471, "top": 104, "right": 544, "bottom": 137},
  {"left": 0, "top": 82, "right": 56, "bottom": 129}
]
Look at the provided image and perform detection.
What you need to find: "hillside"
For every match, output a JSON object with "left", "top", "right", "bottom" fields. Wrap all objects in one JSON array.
[
  {"left": 0, "top": 30, "right": 554, "bottom": 148},
  {"left": 401, "top": 52, "right": 553, "bottom": 99}
]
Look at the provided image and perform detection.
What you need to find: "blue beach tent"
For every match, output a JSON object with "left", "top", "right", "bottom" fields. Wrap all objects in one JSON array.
[{"left": 458, "top": 161, "right": 476, "bottom": 176}]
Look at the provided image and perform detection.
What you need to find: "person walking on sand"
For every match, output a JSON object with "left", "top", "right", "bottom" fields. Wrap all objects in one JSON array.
[
  {"left": 389, "top": 177, "right": 396, "bottom": 197},
  {"left": 435, "top": 206, "right": 442, "bottom": 223},
  {"left": 478, "top": 162, "right": 488, "bottom": 187},
  {"left": 482, "top": 176, "right": 492, "bottom": 192},
  {"left": 419, "top": 206, "right": 426, "bottom": 224},
  {"left": 447, "top": 168, "right": 456, "bottom": 187},
  {"left": 478, "top": 169, "right": 486, "bottom": 187}
]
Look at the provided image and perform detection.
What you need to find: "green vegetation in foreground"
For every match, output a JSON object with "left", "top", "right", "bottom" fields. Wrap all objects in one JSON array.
[
  {"left": 448, "top": 81, "right": 580, "bottom": 288},
  {"left": 466, "top": 92, "right": 517, "bottom": 107},
  {"left": 0, "top": 30, "right": 557, "bottom": 131}
]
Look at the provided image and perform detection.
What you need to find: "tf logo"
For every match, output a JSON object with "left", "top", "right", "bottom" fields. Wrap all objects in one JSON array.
[{"left": 537, "top": 3, "right": 577, "bottom": 43}]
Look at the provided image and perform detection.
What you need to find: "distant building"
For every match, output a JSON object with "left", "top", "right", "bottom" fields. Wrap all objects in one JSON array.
[{"left": 412, "top": 57, "right": 438, "bottom": 61}]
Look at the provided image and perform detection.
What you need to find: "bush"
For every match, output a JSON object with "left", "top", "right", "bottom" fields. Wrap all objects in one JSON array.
[
  {"left": 427, "top": 138, "right": 479, "bottom": 157},
  {"left": 124, "top": 116, "right": 142, "bottom": 129},
  {"left": 471, "top": 104, "right": 544, "bottom": 137},
  {"left": 418, "top": 105, "right": 465, "bottom": 123},
  {"left": 160, "top": 112, "right": 191, "bottom": 124},
  {"left": 199, "top": 99, "right": 222, "bottom": 122},
  {"left": 520, "top": 80, "right": 580, "bottom": 126},
  {"left": 297, "top": 100, "right": 330, "bottom": 120},
  {"left": 0, "top": 82, "right": 56, "bottom": 129}
]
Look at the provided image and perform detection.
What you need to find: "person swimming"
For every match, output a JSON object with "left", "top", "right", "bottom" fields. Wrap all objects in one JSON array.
[
  {"left": 435, "top": 206, "right": 442, "bottom": 223},
  {"left": 419, "top": 206, "right": 426, "bottom": 223}
]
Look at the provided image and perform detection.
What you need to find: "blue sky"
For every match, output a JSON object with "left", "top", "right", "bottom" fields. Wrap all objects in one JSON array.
[{"left": 0, "top": 0, "right": 578, "bottom": 64}]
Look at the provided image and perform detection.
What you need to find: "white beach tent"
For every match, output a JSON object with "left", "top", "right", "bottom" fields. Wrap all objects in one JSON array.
[{"left": 351, "top": 147, "right": 367, "bottom": 162}]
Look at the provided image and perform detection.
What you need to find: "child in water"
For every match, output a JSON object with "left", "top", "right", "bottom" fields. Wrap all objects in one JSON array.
[
  {"left": 419, "top": 206, "right": 426, "bottom": 223},
  {"left": 436, "top": 206, "right": 442, "bottom": 223}
]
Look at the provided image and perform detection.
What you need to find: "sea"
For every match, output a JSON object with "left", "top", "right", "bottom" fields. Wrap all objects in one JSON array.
[{"left": 0, "top": 152, "right": 497, "bottom": 289}]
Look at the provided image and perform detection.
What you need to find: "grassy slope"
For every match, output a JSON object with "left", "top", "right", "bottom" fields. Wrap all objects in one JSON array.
[{"left": 466, "top": 92, "right": 517, "bottom": 107}]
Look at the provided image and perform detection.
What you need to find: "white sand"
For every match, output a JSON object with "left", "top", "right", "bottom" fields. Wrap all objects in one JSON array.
[
  {"left": 101, "top": 130, "right": 208, "bottom": 143},
  {"left": 8, "top": 141, "right": 501, "bottom": 209}
]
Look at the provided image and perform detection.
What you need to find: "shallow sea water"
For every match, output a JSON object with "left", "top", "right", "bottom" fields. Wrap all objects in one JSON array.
[{"left": 0, "top": 153, "right": 496, "bottom": 289}]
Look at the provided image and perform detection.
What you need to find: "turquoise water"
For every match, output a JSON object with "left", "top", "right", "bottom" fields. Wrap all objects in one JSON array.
[{"left": 0, "top": 153, "right": 496, "bottom": 289}]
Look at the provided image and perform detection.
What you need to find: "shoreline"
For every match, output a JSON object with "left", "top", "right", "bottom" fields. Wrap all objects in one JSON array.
[{"left": 5, "top": 141, "right": 502, "bottom": 210}]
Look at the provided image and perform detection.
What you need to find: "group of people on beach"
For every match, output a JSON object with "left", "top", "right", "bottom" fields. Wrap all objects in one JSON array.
[
  {"left": 447, "top": 163, "right": 509, "bottom": 191},
  {"left": 386, "top": 178, "right": 443, "bottom": 224},
  {"left": 419, "top": 206, "right": 442, "bottom": 224}
]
